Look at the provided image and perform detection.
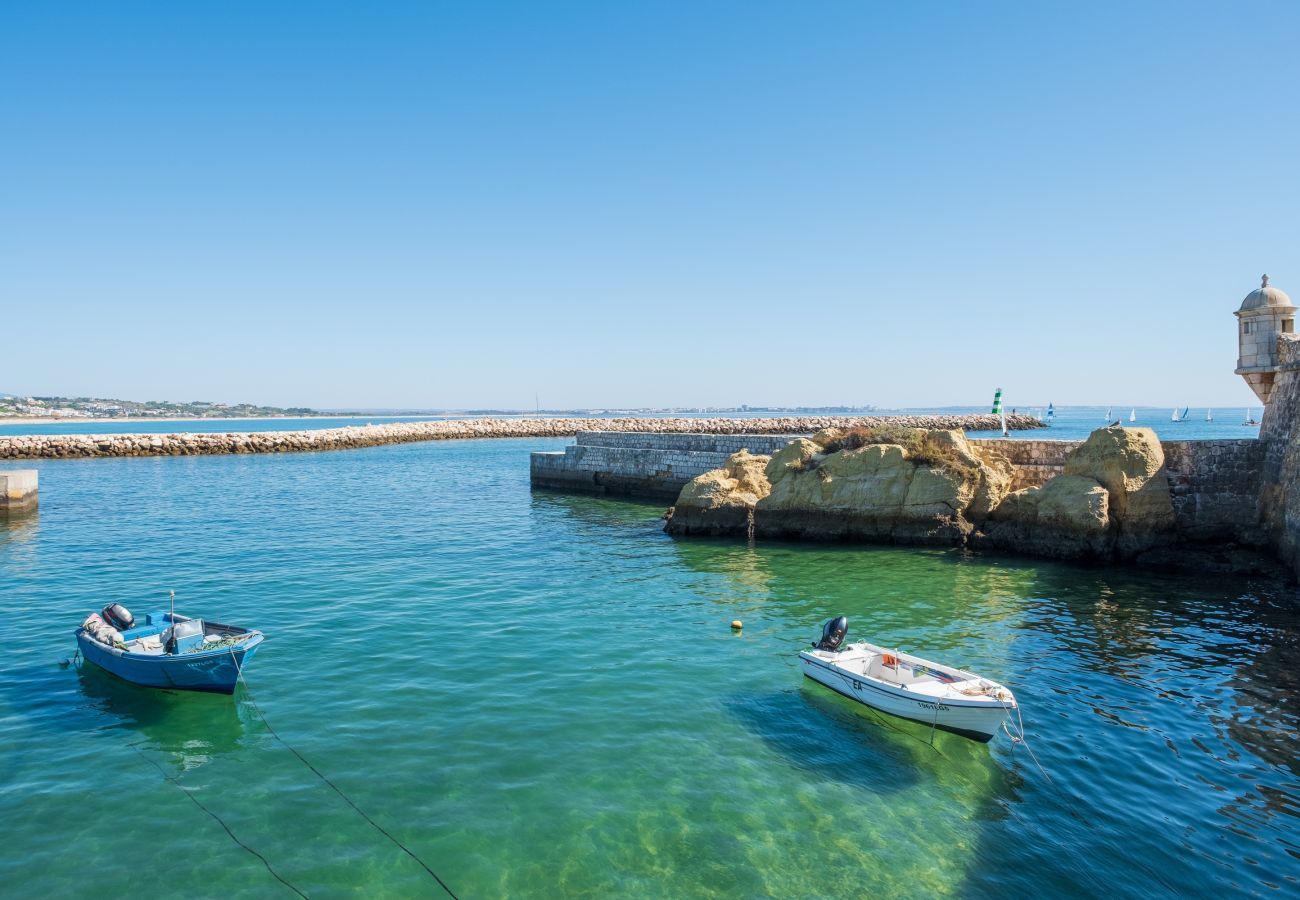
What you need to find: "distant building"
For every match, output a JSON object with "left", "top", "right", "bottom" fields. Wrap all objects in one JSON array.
[{"left": 1236, "top": 274, "right": 1296, "bottom": 405}]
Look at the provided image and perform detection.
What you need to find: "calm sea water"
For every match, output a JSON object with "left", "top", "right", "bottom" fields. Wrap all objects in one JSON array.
[{"left": 2, "top": 438, "right": 1296, "bottom": 897}]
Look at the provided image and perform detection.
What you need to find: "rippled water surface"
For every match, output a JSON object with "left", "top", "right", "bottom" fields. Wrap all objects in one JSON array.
[{"left": 2, "top": 438, "right": 1297, "bottom": 897}]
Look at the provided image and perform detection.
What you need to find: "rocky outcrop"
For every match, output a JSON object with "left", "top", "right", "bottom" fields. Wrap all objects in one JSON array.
[
  {"left": 0, "top": 414, "right": 1043, "bottom": 460},
  {"left": 664, "top": 450, "right": 771, "bottom": 535},
  {"left": 666, "top": 425, "right": 1271, "bottom": 573},
  {"left": 665, "top": 428, "right": 1015, "bottom": 545},
  {"left": 977, "top": 427, "right": 1176, "bottom": 560}
]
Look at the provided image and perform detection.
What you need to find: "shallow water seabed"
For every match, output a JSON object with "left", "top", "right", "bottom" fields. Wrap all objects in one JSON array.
[{"left": 1, "top": 438, "right": 1296, "bottom": 898}]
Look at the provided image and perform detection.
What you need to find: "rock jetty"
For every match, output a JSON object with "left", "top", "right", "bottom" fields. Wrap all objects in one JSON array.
[{"left": 0, "top": 414, "right": 1039, "bottom": 460}]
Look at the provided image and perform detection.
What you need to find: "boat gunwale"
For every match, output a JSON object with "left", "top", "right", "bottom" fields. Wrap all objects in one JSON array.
[
  {"left": 798, "top": 650, "right": 1016, "bottom": 710},
  {"left": 75, "top": 627, "right": 264, "bottom": 662}
]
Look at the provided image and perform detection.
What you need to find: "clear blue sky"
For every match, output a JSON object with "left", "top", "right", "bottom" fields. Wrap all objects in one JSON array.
[{"left": 2, "top": 1, "right": 1297, "bottom": 410}]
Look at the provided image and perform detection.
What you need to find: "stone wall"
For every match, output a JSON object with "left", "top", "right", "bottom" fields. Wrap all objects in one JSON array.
[
  {"left": 1160, "top": 439, "right": 1266, "bottom": 544},
  {"left": 970, "top": 438, "right": 1079, "bottom": 489},
  {"left": 532, "top": 432, "right": 800, "bottom": 500},
  {"left": 1260, "top": 334, "right": 1300, "bottom": 575},
  {"left": 0, "top": 413, "right": 1042, "bottom": 461},
  {"left": 0, "top": 469, "right": 38, "bottom": 513}
]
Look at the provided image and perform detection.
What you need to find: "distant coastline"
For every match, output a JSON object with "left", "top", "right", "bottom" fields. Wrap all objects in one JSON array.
[{"left": 0, "top": 414, "right": 425, "bottom": 426}]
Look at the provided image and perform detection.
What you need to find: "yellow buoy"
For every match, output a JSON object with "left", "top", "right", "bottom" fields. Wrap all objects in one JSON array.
[{"left": 731, "top": 619, "right": 743, "bottom": 630}]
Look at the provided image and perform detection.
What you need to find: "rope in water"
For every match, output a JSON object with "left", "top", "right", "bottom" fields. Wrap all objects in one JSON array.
[
  {"left": 131, "top": 745, "right": 309, "bottom": 898},
  {"left": 1000, "top": 701, "right": 1052, "bottom": 783},
  {"left": 230, "top": 651, "right": 459, "bottom": 900}
]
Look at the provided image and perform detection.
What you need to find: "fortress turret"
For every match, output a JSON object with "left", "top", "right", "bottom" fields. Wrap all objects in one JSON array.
[{"left": 1235, "top": 274, "right": 1295, "bottom": 405}]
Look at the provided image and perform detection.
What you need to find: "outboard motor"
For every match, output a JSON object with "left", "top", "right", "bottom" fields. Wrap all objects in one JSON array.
[
  {"left": 101, "top": 603, "right": 135, "bottom": 631},
  {"left": 813, "top": 616, "right": 848, "bottom": 652}
]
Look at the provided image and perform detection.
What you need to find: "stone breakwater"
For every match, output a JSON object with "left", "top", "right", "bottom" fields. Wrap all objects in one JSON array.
[{"left": 0, "top": 414, "right": 1040, "bottom": 460}]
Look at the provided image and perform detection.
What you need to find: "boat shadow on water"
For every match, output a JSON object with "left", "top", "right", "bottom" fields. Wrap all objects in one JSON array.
[
  {"left": 723, "top": 685, "right": 1024, "bottom": 799},
  {"left": 74, "top": 663, "right": 253, "bottom": 767}
]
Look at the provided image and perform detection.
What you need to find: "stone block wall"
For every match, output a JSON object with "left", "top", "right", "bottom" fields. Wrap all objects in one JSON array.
[
  {"left": 531, "top": 432, "right": 801, "bottom": 500},
  {"left": 1260, "top": 334, "right": 1300, "bottom": 574},
  {"left": 969, "top": 438, "right": 1080, "bottom": 489},
  {"left": 1161, "top": 440, "right": 1266, "bottom": 543},
  {"left": 0, "top": 469, "right": 38, "bottom": 513}
]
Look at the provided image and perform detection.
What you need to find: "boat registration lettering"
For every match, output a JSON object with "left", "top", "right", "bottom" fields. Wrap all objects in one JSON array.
[{"left": 916, "top": 701, "right": 950, "bottom": 712}]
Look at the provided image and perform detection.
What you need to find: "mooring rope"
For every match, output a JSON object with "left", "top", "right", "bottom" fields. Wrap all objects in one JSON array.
[
  {"left": 131, "top": 744, "right": 309, "bottom": 898},
  {"left": 230, "top": 651, "right": 460, "bottom": 899},
  {"left": 1000, "top": 701, "right": 1052, "bottom": 783}
]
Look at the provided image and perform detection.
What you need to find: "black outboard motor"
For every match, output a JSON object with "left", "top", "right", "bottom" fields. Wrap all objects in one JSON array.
[
  {"left": 813, "top": 615, "right": 848, "bottom": 652},
  {"left": 101, "top": 603, "right": 134, "bottom": 631}
]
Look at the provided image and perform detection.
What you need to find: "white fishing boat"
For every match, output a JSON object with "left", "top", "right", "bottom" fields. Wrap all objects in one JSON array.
[{"left": 798, "top": 618, "right": 1018, "bottom": 743}]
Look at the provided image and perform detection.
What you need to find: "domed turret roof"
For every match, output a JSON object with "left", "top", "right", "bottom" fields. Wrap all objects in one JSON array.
[{"left": 1240, "top": 274, "right": 1294, "bottom": 311}]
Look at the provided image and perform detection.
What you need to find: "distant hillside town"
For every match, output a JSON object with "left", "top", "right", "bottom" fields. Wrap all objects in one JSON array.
[{"left": 0, "top": 395, "right": 316, "bottom": 419}]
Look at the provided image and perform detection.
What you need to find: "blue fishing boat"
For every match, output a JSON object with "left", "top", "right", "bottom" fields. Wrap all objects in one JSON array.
[{"left": 76, "top": 600, "right": 263, "bottom": 694}]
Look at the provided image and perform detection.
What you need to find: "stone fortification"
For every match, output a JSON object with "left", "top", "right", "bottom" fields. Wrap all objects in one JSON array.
[
  {"left": 0, "top": 413, "right": 1040, "bottom": 461},
  {"left": 1260, "top": 334, "right": 1300, "bottom": 575}
]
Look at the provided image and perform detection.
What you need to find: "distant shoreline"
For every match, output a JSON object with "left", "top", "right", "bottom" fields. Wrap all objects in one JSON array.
[{"left": 0, "top": 414, "right": 435, "bottom": 427}]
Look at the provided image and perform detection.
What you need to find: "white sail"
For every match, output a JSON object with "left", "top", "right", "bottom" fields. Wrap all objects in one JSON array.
[
  {"left": 1105, "top": 407, "right": 1112, "bottom": 421},
  {"left": 1206, "top": 409, "right": 1213, "bottom": 422},
  {"left": 1129, "top": 409, "right": 1136, "bottom": 422},
  {"left": 1000, "top": 409, "right": 1008, "bottom": 436}
]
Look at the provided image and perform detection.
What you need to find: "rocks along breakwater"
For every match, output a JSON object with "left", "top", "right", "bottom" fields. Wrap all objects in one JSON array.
[{"left": 0, "top": 414, "right": 1040, "bottom": 460}]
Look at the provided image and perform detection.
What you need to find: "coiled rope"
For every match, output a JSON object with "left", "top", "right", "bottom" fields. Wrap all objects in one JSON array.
[
  {"left": 132, "top": 744, "right": 309, "bottom": 898},
  {"left": 230, "top": 650, "right": 459, "bottom": 899}
]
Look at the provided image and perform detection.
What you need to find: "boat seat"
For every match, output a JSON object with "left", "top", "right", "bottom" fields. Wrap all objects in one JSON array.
[{"left": 127, "top": 636, "right": 166, "bottom": 656}]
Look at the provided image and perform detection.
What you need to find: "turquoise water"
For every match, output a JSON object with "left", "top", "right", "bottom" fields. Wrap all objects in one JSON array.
[{"left": 2, "top": 438, "right": 1297, "bottom": 897}]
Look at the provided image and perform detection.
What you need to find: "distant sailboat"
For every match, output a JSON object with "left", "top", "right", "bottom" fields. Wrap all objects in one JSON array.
[
  {"left": 1171, "top": 406, "right": 1190, "bottom": 423},
  {"left": 1129, "top": 408, "right": 1137, "bottom": 423},
  {"left": 1104, "top": 407, "right": 1112, "bottom": 421},
  {"left": 1046, "top": 403, "right": 1055, "bottom": 427},
  {"left": 1243, "top": 408, "right": 1260, "bottom": 426},
  {"left": 1000, "top": 408, "right": 1009, "bottom": 437},
  {"left": 1205, "top": 409, "right": 1213, "bottom": 422}
]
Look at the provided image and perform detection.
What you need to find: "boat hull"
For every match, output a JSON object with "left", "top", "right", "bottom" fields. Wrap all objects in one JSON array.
[
  {"left": 800, "top": 652, "right": 1008, "bottom": 742},
  {"left": 76, "top": 631, "right": 262, "bottom": 694}
]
